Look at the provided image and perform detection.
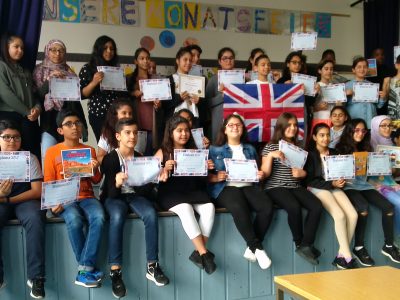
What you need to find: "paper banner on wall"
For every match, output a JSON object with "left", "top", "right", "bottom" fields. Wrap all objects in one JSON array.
[
  {"left": 165, "top": 1, "right": 183, "bottom": 29},
  {"left": 159, "top": 30, "right": 176, "bottom": 48},
  {"left": 200, "top": 5, "right": 218, "bottom": 31},
  {"left": 43, "top": 0, "right": 58, "bottom": 21},
  {"left": 183, "top": 2, "right": 201, "bottom": 30},
  {"left": 140, "top": 36, "right": 155, "bottom": 51},
  {"left": 236, "top": 7, "right": 253, "bottom": 33},
  {"left": 80, "top": 0, "right": 101, "bottom": 24},
  {"left": 121, "top": 0, "right": 139, "bottom": 26},
  {"left": 102, "top": 0, "right": 121, "bottom": 25},
  {"left": 218, "top": 6, "right": 236, "bottom": 31},
  {"left": 315, "top": 13, "right": 331, "bottom": 38},
  {"left": 146, "top": 0, "right": 165, "bottom": 28},
  {"left": 60, "top": 0, "right": 80, "bottom": 23},
  {"left": 253, "top": 8, "right": 269, "bottom": 34}
]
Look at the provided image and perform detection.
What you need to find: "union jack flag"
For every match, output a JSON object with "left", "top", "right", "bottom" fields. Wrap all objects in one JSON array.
[{"left": 223, "top": 83, "right": 305, "bottom": 142}]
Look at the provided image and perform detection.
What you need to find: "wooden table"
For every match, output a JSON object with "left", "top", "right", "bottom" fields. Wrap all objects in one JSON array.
[{"left": 274, "top": 266, "right": 400, "bottom": 300}]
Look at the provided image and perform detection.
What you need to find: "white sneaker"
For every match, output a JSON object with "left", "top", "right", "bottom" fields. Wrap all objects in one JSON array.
[
  {"left": 254, "top": 249, "right": 272, "bottom": 270},
  {"left": 243, "top": 247, "right": 256, "bottom": 262}
]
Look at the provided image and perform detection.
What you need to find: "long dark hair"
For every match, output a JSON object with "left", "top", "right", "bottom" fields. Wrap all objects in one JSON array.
[
  {"left": 335, "top": 118, "right": 372, "bottom": 154},
  {"left": 175, "top": 47, "right": 191, "bottom": 70},
  {"left": 88, "top": 35, "right": 118, "bottom": 72},
  {"left": 281, "top": 51, "right": 303, "bottom": 79},
  {"left": 101, "top": 99, "right": 134, "bottom": 150},
  {"left": 161, "top": 116, "right": 196, "bottom": 158},
  {"left": 0, "top": 33, "right": 22, "bottom": 67},
  {"left": 246, "top": 48, "right": 264, "bottom": 71},
  {"left": 307, "top": 123, "right": 330, "bottom": 152},
  {"left": 270, "top": 112, "right": 299, "bottom": 145},
  {"left": 215, "top": 114, "right": 248, "bottom": 146},
  {"left": 127, "top": 47, "right": 150, "bottom": 94}
]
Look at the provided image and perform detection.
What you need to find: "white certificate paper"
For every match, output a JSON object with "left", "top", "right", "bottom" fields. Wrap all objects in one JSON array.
[
  {"left": 353, "top": 82, "right": 379, "bottom": 103},
  {"left": 291, "top": 32, "right": 318, "bottom": 50},
  {"left": 125, "top": 157, "right": 161, "bottom": 186},
  {"left": 179, "top": 74, "right": 205, "bottom": 98},
  {"left": 224, "top": 159, "right": 258, "bottom": 182},
  {"left": 323, "top": 155, "right": 355, "bottom": 181},
  {"left": 292, "top": 73, "right": 317, "bottom": 96},
  {"left": 218, "top": 69, "right": 245, "bottom": 86},
  {"left": 49, "top": 77, "right": 81, "bottom": 101},
  {"left": 134, "top": 131, "right": 147, "bottom": 154},
  {"left": 189, "top": 64, "right": 203, "bottom": 76},
  {"left": 320, "top": 83, "right": 347, "bottom": 103},
  {"left": 394, "top": 46, "right": 400, "bottom": 64},
  {"left": 367, "top": 153, "right": 392, "bottom": 176},
  {"left": 97, "top": 66, "right": 127, "bottom": 91},
  {"left": 174, "top": 149, "right": 208, "bottom": 176},
  {"left": 191, "top": 128, "right": 205, "bottom": 149},
  {"left": 41, "top": 177, "right": 80, "bottom": 210},
  {"left": 376, "top": 145, "right": 400, "bottom": 168},
  {"left": 279, "top": 140, "right": 308, "bottom": 169},
  {"left": 0, "top": 151, "right": 30, "bottom": 182},
  {"left": 139, "top": 78, "right": 172, "bottom": 101}
]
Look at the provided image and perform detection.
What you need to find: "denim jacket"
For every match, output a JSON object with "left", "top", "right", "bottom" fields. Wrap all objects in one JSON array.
[{"left": 208, "top": 143, "right": 259, "bottom": 199}]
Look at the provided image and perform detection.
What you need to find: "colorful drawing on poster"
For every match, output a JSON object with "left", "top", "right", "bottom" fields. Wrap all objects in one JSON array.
[
  {"left": 146, "top": 0, "right": 165, "bottom": 28},
  {"left": 43, "top": 0, "right": 58, "bottom": 21},
  {"left": 80, "top": 0, "right": 100, "bottom": 23},
  {"left": 102, "top": 0, "right": 121, "bottom": 25},
  {"left": 60, "top": 0, "right": 80, "bottom": 23},
  {"left": 159, "top": 30, "right": 176, "bottom": 48},
  {"left": 140, "top": 36, "right": 155, "bottom": 51},
  {"left": 121, "top": 0, "right": 139, "bottom": 26},
  {"left": 236, "top": 7, "right": 253, "bottom": 33},
  {"left": 165, "top": 1, "right": 183, "bottom": 29}
]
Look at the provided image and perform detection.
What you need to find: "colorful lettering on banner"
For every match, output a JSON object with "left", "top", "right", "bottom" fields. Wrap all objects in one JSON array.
[
  {"left": 165, "top": 1, "right": 183, "bottom": 29},
  {"left": 60, "top": 0, "right": 80, "bottom": 23},
  {"left": 301, "top": 13, "right": 315, "bottom": 32},
  {"left": 289, "top": 12, "right": 302, "bottom": 33},
  {"left": 184, "top": 2, "right": 200, "bottom": 30},
  {"left": 201, "top": 5, "right": 218, "bottom": 30},
  {"left": 102, "top": 0, "right": 120, "bottom": 25},
  {"left": 43, "top": 0, "right": 58, "bottom": 20},
  {"left": 270, "top": 10, "right": 287, "bottom": 35},
  {"left": 254, "top": 8, "right": 268, "bottom": 34},
  {"left": 146, "top": 0, "right": 164, "bottom": 28},
  {"left": 236, "top": 7, "right": 253, "bottom": 33},
  {"left": 121, "top": 0, "right": 139, "bottom": 26},
  {"left": 80, "top": 0, "right": 100, "bottom": 23},
  {"left": 315, "top": 13, "right": 331, "bottom": 38},
  {"left": 218, "top": 6, "right": 235, "bottom": 31}
]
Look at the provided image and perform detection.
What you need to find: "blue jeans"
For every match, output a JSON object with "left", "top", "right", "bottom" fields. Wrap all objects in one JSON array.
[
  {"left": 380, "top": 187, "right": 400, "bottom": 235},
  {"left": 60, "top": 198, "right": 105, "bottom": 271},
  {"left": 0, "top": 200, "right": 45, "bottom": 281},
  {"left": 105, "top": 194, "right": 158, "bottom": 266},
  {"left": 41, "top": 132, "right": 57, "bottom": 166}
]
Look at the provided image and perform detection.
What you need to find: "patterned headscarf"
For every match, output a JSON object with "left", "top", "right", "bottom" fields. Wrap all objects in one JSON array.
[{"left": 370, "top": 115, "right": 393, "bottom": 150}]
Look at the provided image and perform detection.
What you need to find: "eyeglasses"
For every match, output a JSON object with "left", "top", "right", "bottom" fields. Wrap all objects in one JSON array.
[
  {"left": 221, "top": 56, "right": 234, "bottom": 62},
  {"left": 226, "top": 123, "right": 243, "bottom": 129},
  {"left": 290, "top": 60, "right": 302, "bottom": 65},
  {"left": 353, "top": 128, "right": 368, "bottom": 134},
  {"left": 61, "top": 121, "right": 83, "bottom": 128},
  {"left": 0, "top": 135, "right": 21, "bottom": 142},
  {"left": 49, "top": 48, "right": 65, "bottom": 54},
  {"left": 379, "top": 124, "right": 394, "bottom": 129}
]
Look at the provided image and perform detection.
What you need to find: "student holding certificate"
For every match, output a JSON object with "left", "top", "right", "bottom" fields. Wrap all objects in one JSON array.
[
  {"left": 101, "top": 118, "right": 169, "bottom": 297},
  {"left": 0, "top": 120, "right": 45, "bottom": 298},
  {"left": 261, "top": 113, "right": 322, "bottom": 265},
  {"left": 208, "top": 114, "right": 273, "bottom": 270},
  {"left": 246, "top": 55, "right": 273, "bottom": 84},
  {"left": 44, "top": 110, "right": 105, "bottom": 288},
  {"left": 79, "top": 36, "right": 128, "bottom": 141},
  {"left": 206, "top": 47, "right": 236, "bottom": 143},
  {"left": 33, "top": 39, "right": 87, "bottom": 164},
  {"left": 345, "top": 57, "right": 385, "bottom": 129},
  {"left": 336, "top": 118, "right": 399, "bottom": 266},
  {"left": 175, "top": 108, "right": 210, "bottom": 149},
  {"left": 329, "top": 106, "right": 350, "bottom": 148},
  {"left": 155, "top": 116, "right": 216, "bottom": 274},
  {"left": 305, "top": 123, "right": 358, "bottom": 269}
]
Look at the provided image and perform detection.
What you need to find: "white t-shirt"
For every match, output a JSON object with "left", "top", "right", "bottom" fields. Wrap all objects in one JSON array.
[
  {"left": 98, "top": 135, "right": 112, "bottom": 153},
  {"left": 226, "top": 144, "right": 251, "bottom": 187}
]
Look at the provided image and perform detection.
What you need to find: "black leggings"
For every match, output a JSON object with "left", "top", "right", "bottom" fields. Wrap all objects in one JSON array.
[
  {"left": 88, "top": 113, "right": 105, "bottom": 142},
  {"left": 215, "top": 186, "right": 273, "bottom": 249},
  {"left": 344, "top": 189, "right": 394, "bottom": 246},
  {"left": 265, "top": 187, "right": 323, "bottom": 246}
]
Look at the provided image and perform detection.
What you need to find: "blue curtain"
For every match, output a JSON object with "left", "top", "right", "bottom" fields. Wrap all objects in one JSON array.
[
  {"left": 0, "top": 0, "right": 44, "bottom": 71},
  {"left": 364, "top": 0, "right": 399, "bottom": 65}
]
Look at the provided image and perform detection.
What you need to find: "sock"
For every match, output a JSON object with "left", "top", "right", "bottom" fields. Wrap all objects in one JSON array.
[
  {"left": 345, "top": 257, "right": 352, "bottom": 263},
  {"left": 354, "top": 246, "right": 363, "bottom": 251}
]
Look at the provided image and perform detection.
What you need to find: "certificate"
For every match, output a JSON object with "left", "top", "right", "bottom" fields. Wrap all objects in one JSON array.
[
  {"left": 139, "top": 78, "right": 172, "bottom": 101},
  {"left": 353, "top": 82, "right": 379, "bottom": 103},
  {"left": 320, "top": 83, "right": 347, "bottom": 103},
  {"left": 376, "top": 145, "right": 400, "bottom": 168},
  {"left": 292, "top": 73, "right": 317, "bottom": 96},
  {"left": 174, "top": 149, "right": 208, "bottom": 176},
  {"left": 248, "top": 71, "right": 258, "bottom": 81},
  {"left": 41, "top": 177, "right": 80, "bottom": 210},
  {"left": 218, "top": 69, "right": 245, "bottom": 86},
  {"left": 366, "top": 58, "right": 377, "bottom": 77},
  {"left": 367, "top": 153, "right": 392, "bottom": 176},
  {"left": 134, "top": 131, "right": 147, "bottom": 154},
  {"left": 179, "top": 74, "right": 205, "bottom": 97},
  {"left": 291, "top": 32, "right": 318, "bottom": 50},
  {"left": 191, "top": 128, "right": 205, "bottom": 149},
  {"left": 61, "top": 148, "right": 93, "bottom": 178},
  {"left": 323, "top": 155, "right": 355, "bottom": 181},
  {"left": 0, "top": 151, "right": 30, "bottom": 182},
  {"left": 279, "top": 140, "right": 308, "bottom": 169},
  {"left": 49, "top": 77, "right": 81, "bottom": 101},
  {"left": 394, "top": 46, "right": 400, "bottom": 64},
  {"left": 224, "top": 159, "right": 258, "bottom": 182},
  {"left": 125, "top": 157, "right": 161, "bottom": 186},
  {"left": 97, "top": 66, "right": 127, "bottom": 91},
  {"left": 189, "top": 64, "right": 203, "bottom": 76}
]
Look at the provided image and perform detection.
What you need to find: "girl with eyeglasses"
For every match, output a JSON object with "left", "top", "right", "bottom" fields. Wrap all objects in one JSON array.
[
  {"left": 329, "top": 106, "right": 350, "bottom": 148},
  {"left": 335, "top": 118, "right": 399, "bottom": 266},
  {"left": 208, "top": 114, "right": 274, "bottom": 270}
]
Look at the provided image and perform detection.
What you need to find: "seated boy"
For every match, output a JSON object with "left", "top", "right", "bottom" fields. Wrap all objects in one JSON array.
[
  {"left": 43, "top": 110, "right": 105, "bottom": 288},
  {"left": 101, "top": 118, "right": 169, "bottom": 298}
]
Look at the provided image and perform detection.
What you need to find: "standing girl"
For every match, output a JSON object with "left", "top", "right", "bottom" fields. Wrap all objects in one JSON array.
[
  {"left": 386, "top": 55, "right": 400, "bottom": 120},
  {"left": 305, "top": 123, "right": 358, "bottom": 269},
  {"left": 329, "top": 106, "right": 350, "bottom": 148}
]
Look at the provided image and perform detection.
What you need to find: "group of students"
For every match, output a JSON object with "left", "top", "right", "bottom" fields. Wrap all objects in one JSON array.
[{"left": 1, "top": 31, "right": 400, "bottom": 299}]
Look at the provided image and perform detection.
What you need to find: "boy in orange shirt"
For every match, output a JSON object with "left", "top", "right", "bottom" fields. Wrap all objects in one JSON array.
[{"left": 44, "top": 110, "right": 105, "bottom": 288}]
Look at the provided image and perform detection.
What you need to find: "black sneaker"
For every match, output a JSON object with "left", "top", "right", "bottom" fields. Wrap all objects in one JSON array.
[
  {"left": 382, "top": 245, "right": 400, "bottom": 263},
  {"left": 311, "top": 246, "right": 321, "bottom": 258},
  {"left": 110, "top": 269, "right": 126, "bottom": 298},
  {"left": 201, "top": 252, "right": 217, "bottom": 274},
  {"left": 189, "top": 250, "right": 203, "bottom": 269},
  {"left": 347, "top": 258, "right": 358, "bottom": 269},
  {"left": 146, "top": 262, "right": 169, "bottom": 286},
  {"left": 27, "top": 278, "right": 45, "bottom": 299},
  {"left": 332, "top": 256, "right": 349, "bottom": 270},
  {"left": 353, "top": 247, "right": 375, "bottom": 267},
  {"left": 295, "top": 245, "right": 319, "bottom": 265}
]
